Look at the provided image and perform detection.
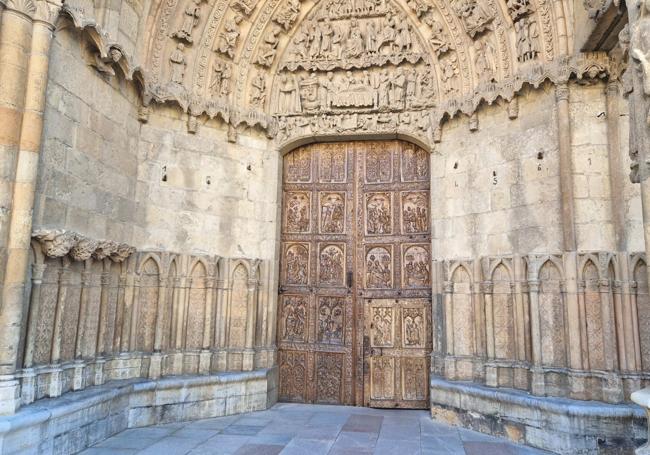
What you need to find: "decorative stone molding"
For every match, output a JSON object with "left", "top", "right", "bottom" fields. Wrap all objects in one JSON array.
[
  {"left": 59, "top": 4, "right": 143, "bottom": 83},
  {"left": 32, "top": 229, "right": 135, "bottom": 263},
  {"left": 5, "top": 0, "right": 37, "bottom": 17}
]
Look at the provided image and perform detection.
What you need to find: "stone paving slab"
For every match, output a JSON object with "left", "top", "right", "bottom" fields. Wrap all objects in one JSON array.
[{"left": 80, "top": 403, "right": 554, "bottom": 454}]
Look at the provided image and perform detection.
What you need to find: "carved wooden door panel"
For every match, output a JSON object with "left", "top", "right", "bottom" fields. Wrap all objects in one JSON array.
[
  {"left": 278, "top": 140, "right": 431, "bottom": 408},
  {"left": 357, "top": 141, "right": 432, "bottom": 409},
  {"left": 279, "top": 143, "right": 355, "bottom": 405}
]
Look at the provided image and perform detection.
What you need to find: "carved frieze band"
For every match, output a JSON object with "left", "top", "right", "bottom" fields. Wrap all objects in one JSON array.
[{"left": 32, "top": 229, "right": 136, "bottom": 262}]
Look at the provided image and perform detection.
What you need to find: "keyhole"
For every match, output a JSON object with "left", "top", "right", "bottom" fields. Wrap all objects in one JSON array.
[{"left": 162, "top": 165, "right": 167, "bottom": 182}]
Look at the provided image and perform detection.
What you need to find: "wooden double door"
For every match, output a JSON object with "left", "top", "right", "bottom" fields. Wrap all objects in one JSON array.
[{"left": 278, "top": 140, "right": 432, "bottom": 409}]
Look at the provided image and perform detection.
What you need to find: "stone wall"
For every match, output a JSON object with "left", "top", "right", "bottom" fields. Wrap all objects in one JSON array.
[
  {"left": 134, "top": 107, "right": 279, "bottom": 259},
  {"left": 33, "top": 25, "right": 281, "bottom": 262},
  {"left": 33, "top": 25, "right": 143, "bottom": 243},
  {"left": 428, "top": 81, "right": 648, "bottom": 406},
  {"left": 19, "top": 230, "right": 276, "bottom": 409}
]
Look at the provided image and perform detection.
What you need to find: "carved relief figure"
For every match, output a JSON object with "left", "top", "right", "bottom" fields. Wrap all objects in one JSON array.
[
  {"left": 232, "top": 0, "right": 259, "bottom": 16},
  {"left": 366, "top": 247, "right": 392, "bottom": 288},
  {"left": 285, "top": 148, "right": 311, "bottom": 182},
  {"left": 401, "top": 147, "right": 429, "bottom": 181},
  {"left": 169, "top": 43, "right": 186, "bottom": 85},
  {"left": 366, "top": 146, "right": 392, "bottom": 182},
  {"left": 440, "top": 53, "right": 460, "bottom": 94},
  {"left": 274, "top": 0, "right": 301, "bottom": 30},
  {"left": 256, "top": 25, "right": 282, "bottom": 67},
  {"left": 506, "top": 0, "right": 532, "bottom": 22},
  {"left": 299, "top": 73, "right": 321, "bottom": 112},
  {"left": 452, "top": 0, "right": 493, "bottom": 37},
  {"left": 278, "top": 75, "right": 301, "bottom": 113},
  {"left": 285, "top": 192, "right": 310, "bottom": 233},
  {"left": 320, "top": 193, "right": 345, "bottom": 233},
  {"left": 366, "top": 193, "right": 391, "bottom": 235},
  {"left": 404, "top": 246, "right": 430, "bottom": 287},
  {"left": 319, "top": 245, "right": 344, "bottom": 285},
  {"left": 250, "top": 72, "right": 267, "bottom": 106},
  {"left": 210, "top": 60, "right": 232, "bottom": 97},
  {"left": 403, "top": 308, "right": 424, "bottom": 347},
  {"left": 285, "top": 244, "right": 309, "bottom": 285},
  {"left": 402, "top": 192, "right": 428, "bottom": 233},
  {"left": 345, "top": 19, "right": 365, "bottom": 58},
  {"left": 372, "top": 307, "right": 393, "bottom": 346},
  {"left": 474, "top": 37, "right": 497, "bottom": 82},
  {"left": 318, "top": 297, "right": 344, "bottom": 343},
  {"left": 217, "top": 17, "right": 241, "bottom": 58},
  {"left": 426, "top": 15, "right": 453, "bottom": 56},
  {"left": 319, "top": 145, "right": 346, "bottom": 182},
  {"left": 172, "top": 0, "right": 202, "bottom": 43},
  {"left": 282, "top": 295, "right": 307, "bottom": 341},
  {"left": 515, "top": 16, "right": 539, "bottom": 62}
]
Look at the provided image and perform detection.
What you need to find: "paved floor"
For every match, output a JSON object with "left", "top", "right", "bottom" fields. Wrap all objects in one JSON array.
[{"left": 81, "top": 403, "right": 550, "bottom": 454}]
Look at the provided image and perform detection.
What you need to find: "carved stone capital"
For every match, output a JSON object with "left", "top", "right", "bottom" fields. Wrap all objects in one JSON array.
[
  {"left": 4, "top": 0, "right": 37, "bottom": 18},
  {"left": 93, "top": 240, "right": 119, "bottom": 260},
  {"left": 31, "top": 263, "right": 46, "bottom": 283},
  {"left": 34, "top": 0, "right": 61, "bottom": 26},
  {"left": 32, "top": 229, "right": 136, "bottom": 263},
  {"left": 70, "top": 237, "right": 98, "bottom": 261},
  {"left": 555, "top": 83, "right": 569, "bottom": 102},
  {"left": 33, "top": 229, "right": 79, "bottom": 258},
  {"left": 110, "top": 244, "right": 136, "bottom": 263}
]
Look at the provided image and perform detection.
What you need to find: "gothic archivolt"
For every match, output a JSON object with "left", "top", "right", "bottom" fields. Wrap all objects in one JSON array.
[
  {"left": 40, "top": 0, "right": 610, "bottom": 144},
  {"left": 52, "top": 0, "right": 616, "bottom": 144},
  {"left": 140, "top": 0, "right": 572, "bottom": 140}
]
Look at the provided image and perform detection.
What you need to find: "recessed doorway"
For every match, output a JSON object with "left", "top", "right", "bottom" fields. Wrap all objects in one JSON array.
[{"left": 277, "top": 140, "right": 432, "bottom": 408}]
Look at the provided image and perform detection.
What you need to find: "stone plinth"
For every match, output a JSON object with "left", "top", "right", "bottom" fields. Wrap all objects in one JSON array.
[
  {"left": 430, "top": 377, "right": 646, "bottom": 454},
  {"left": 0, "top": 368, "right": 277, "bottom": 455}
]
